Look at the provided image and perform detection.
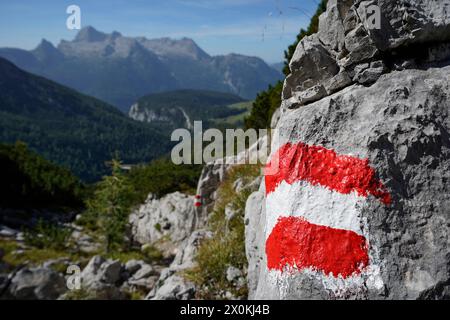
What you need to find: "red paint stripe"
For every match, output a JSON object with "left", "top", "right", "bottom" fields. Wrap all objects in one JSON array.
[
  {"left": 266, "top": 216, "right": 369, "bottom": 278},
  {"left": 194, "top": 202, "right": 202, "bottom": 207},
  {"left": 195, "top": 195, "right": 202, "bottom": 199},
  {"left": 265, "top": 142, "right": 391, "bottom": 205}
]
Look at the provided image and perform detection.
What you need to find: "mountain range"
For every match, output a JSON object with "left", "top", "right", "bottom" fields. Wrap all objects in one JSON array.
[
  {"left": 0, "top": 26, "right": 283, "bottom": 112},
  {"left": 0, "top": 57, "right": 172, "bottom": 182}
]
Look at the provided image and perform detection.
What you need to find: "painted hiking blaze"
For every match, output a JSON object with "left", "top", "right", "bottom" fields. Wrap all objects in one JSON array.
[{"left": 264, "top": 142, "right": 391, "bottom": 278}]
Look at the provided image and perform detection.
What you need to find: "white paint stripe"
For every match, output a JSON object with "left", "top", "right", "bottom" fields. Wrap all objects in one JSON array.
[{"left": 265, "top": 180, "right": 367, "bottom": 238}]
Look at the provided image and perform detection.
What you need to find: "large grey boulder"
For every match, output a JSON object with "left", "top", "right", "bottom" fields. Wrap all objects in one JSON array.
[
  {"left": 125, "top": 263, "right": 158, "bottom": 291},
  {"left": 246, "top": 1, "right": 450, "bottom": 300},
  {"left": 147, "top": 274, "right": 195, "bottom": 300},
  {"left": 6, "top": 267, "right": 67, "bottom": 300},
  {"left": 146, "top": 229, "right": 212, "bottom": 300},
  {"left": 129, "top": 192, "right": 195, "bottom": 247},
  {"left": 79, "top": 256, "right": 124, "bottom": 299},
  {"left": 170, "top": 229, "right": 213, "bottom": 270},
  {"left": 247, "top": 65, "right": 450, "bottom": 300},
  {"left": 194, "top": 159, "right": 230, "bottom": 228},
  {"left": 244, "top": 187, "right": 266, "bottom": 299}
]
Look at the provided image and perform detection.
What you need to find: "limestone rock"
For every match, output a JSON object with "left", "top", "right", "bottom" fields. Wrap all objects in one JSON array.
[
  {"left": 129, "top": 192, "right": 195, "bottom": 246},
  {"left": 282, "top": 0, "right": 450, "bottom": 111},
  {"left": 324, "top": 71, "right": 352, "bottom": 95},
  {"left": 284, "top": 35, "right": 339, "bottom": 100},
  {"left": 70, "top": 230, "right": 101, "bottom": 254},
  {"left": 80, "top": 256, "right": 125, "bottom": 299},
  {"left": 226, "top": 266, "right": 246, "bottom": 289},
  {"left": 195, "top": 160, "right": 230, "bottom": 227},
  {"left": 124, "top": 259, "right": 145, "bottom": 275},
  {"left": 247, "top": 66, "right": 450, "bottom": 300},
  {"left": 6, "top": 267, "right": 67, "bottom": 300},
  {"left": 170, "top": 230, "right": 213, "bottom": 271},
  {"left": 245, "top": 4, "right": 450, "bottom": 299},
  {"left": 270, "top": 107, "right": 281, "bottom": 129},
  {"left": 147, "top": 274, "right": 195, "bottom": 300},
  {"left": 125, "top": 263, "right": 157, "bottom": 290},
  {"left": 195, "top": 135, "right": 268, "bottom": 228},
  {"left": 244, "top": 187, "right": 266, "bottom": 299},
  {"left": 147, "top": 230, "right": 212, "bottom": 300}
]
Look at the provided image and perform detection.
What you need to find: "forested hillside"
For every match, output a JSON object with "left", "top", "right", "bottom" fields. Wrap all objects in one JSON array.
[
  {"left": 0, "top": 142, "right": 84, "bottom": 208},
  {"left": 0, "top": 57, "right": 172, "bottom": 182}
]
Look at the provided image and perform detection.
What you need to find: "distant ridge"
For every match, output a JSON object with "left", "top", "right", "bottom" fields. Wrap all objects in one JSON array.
[{"left": 0, "top": 26, "right": 283, "bottom": 112}]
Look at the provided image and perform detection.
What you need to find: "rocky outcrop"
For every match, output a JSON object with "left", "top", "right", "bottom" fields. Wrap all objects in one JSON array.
[
  {"left": 128, "top": 155, "right": 241, "bottom": 300},
  {"left": 195, "top": 136, "right": 269, "bottom": 228},
  {"left": 3, "top": 267, "right": 67, "bottom": 300},
  {"left": 128, "top": 103, "right": 193, "bottom": 130},
  {"left": 79, "top": 256, "right": 125, "bottom": 300},
  {"left": 245, "top": 186, "right": 266, "bottom": 299},
  {"left": 146, "top": 230, "right": 212, "bottom": 300},
  {"left": 129, "top": 192, "right": 195, "bottom": 251},
  {"left": 69, "top": 255, "right": 160, "bottom": 299},
  {"left": 147, "top": 135, "right": 268, "bottom": 300},
  {"left": 124, "top": 261, "right": 158, "bottom": 291},
  {"left": 246, "top": 0, "right": 450, "bottom": 300},
  {"left": 283, "top": 0, "right": 450, "bottom": 108}
]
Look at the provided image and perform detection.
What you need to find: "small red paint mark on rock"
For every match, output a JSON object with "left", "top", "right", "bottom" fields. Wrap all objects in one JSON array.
[
  {"left": 194, "top": 202, "right": 202, "bottom": 207},
  {"left": 266, "top": 216, "right": 369, "bottom": 278},
  {"left": 265, "top": 142, "right": 391, "bottom": 205}
]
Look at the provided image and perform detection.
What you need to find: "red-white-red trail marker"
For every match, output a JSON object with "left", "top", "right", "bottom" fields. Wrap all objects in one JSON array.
[{"left": 264, "top": 142, "right": 391, "bottom": 279}]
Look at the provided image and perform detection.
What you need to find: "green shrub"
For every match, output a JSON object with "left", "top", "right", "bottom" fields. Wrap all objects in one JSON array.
[
  {"left": 127, "top": 157, "right": 202, "bottom": 201},
  {"left": 186, "top": 164, "right": 261, "bottom": 299},
  {"left": 63, "top": 288, "right": 97, "bottom": 300},
  {"left": 23, "top": 219, "right": 71, "bottom": 250},
  {"left": 141, "top": 244, "right": 164, "bottom": 263},
  {"left": 244, "top": 81, "right": 282, "bottom": 130},
  {"left": 105, "top": 250, "right": 146, "bottom": 263},
  {"left": 0, "top": 239, "right": 78, "bottom": 268}
]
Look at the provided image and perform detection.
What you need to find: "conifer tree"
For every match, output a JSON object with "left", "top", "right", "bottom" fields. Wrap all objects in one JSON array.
[{"left": 87, "top": 158, "right": 133, "bottom": 253}]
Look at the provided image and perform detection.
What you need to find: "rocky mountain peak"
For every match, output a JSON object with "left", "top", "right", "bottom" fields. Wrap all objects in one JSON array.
[
  {"left": 109, "top": 31, "right": 122, "bottom": 40},
  {"left": 0, "top": 26, "right": 282, "bottom": 110},
  {"left": 138, "top": 36, "right": 210, "bottom": 60},
  {"left": 74, "top": 26, "right": 108, "bottom": 42},
  {"left": 34, "top": 39, "right": 55, "bottom": 50},
  {"left": 32, "top": 38, "right": 63, "bottom": 62}
]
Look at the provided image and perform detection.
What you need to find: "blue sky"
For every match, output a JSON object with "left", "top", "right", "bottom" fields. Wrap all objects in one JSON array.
[{"left": 0, "top": 0, "right": 320, "bottom": 63}]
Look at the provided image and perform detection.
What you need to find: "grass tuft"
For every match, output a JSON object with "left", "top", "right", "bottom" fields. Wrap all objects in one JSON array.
[{"left": 186, "top": 164, "right": 261, "bottom": 299}]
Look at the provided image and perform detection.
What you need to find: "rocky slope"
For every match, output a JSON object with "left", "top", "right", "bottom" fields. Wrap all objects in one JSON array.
[
  {"left": 2, "top": 0, "right": 450, "bottom": 301},
  {"left": 0, "top": 27, "right": 282, "bottom": 111},
  {"left": 245, "top": 0, "right": 450, "bottom": 300},
  {"left": 132, "top": 139, "right": 266, "bottom": 300},
  {"left": 0, "top": 144, "right": 259, "bottom": 300}
]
